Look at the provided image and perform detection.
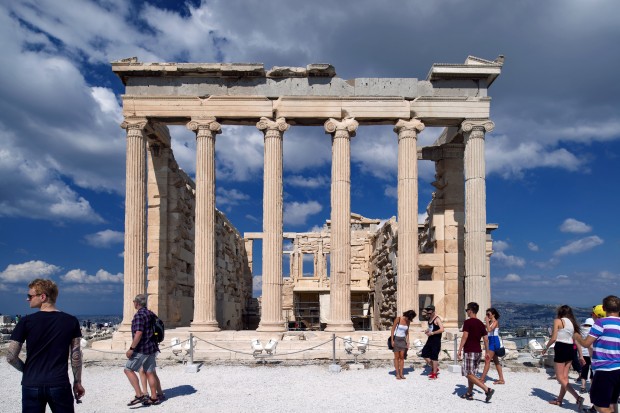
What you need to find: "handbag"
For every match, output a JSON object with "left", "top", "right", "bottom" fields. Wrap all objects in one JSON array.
[
  {"left": 387, "top": 336, "right": 393, "bottom": 350},
  {"left": 495, "top": 336, "right": 506, "bottom": 357}
]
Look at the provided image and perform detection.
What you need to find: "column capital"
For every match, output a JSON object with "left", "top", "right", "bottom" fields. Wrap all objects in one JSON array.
[
  {"left": 324, "top": 117, "right": 358, "bottom": 137},
  {"left": 256, "top": 117, "right": 290, "bottom": 134},
  {"left": 460, "top": 119, "right": 495, "bottom": 134},
  {"left": 120, "top": 117, "right": 148, "bottom": 131},
  {"left": 187, "top": 117, "right": 222, "bottom": 135},
  {"left": 394, "top": 118, "right": 425, "bottom": 138}
]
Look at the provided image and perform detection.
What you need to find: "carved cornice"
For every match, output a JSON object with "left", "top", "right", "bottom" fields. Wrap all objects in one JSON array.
[
  {"left": 256, "top": 117, "right": 290, "bottom": 136},
  {"left": 394, "top": 118, "right": 425, "bottom": 140},
  {"left": 324, "top": 117, "right": 358, "bottom": 138},
  {"left": 187, "top": 117, "right": 222, "bottom": 138}
]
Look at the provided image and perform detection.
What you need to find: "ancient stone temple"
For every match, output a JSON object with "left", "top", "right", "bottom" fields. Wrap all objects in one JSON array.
[{"left": 111, "top": 55, "right": 503, "bottom": 338}]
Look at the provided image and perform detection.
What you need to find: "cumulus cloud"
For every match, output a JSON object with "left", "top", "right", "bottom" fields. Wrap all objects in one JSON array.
[
  {"left": 252, "top": 275, "right": 262, "bottom": 297},
  {"left": 217, "top": 188, "right": 250, "bottom": 206},
  {"left": 60, "top": 269, "right": 123, "bottom": 284},
  {"left": 493, "top": 240, "right": 510, "bottom": 252},
  {"left": 84, "top": 229, "right": 124, "bottom": 248},
  {"left": 504, "top": 273, "right": 521, "bottom": 282},
  {"left": 560, "top": 218, "right": 592, "bottom": 234},
  {"left": 492, "top": 251, "right": 526, "bottom": 267},
  {"left": 286, "top": 175, "right": 328, "bottom": 189},
  {"left": 554, "top": 236, "right": 604, "bottom": 256},
  {"left": 527, "top": 242, "right": 539, "bottom": 252},
  {"left": 284, "top": 201, "right": 322, "bottom": 226},
  {"left": 0, "top": 260, "right": 61, "bottom": 283}
]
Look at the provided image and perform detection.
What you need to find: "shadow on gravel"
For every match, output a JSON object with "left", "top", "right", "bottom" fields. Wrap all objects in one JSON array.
[
  {"left": 531, "top": 387, "right": 556, "bottom": 403},
  {"left": 163, "top": 385, "right": 198, "bottom": 399}
]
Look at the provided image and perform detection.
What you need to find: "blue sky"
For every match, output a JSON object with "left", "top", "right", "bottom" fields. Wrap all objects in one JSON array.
[{"left": 0, "top": 0, "right": 618, "bottom": 316}]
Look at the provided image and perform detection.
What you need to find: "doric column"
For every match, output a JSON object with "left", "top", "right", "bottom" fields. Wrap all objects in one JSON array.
[
  {"left": 256, "top": 117, "right": 289, "bottom": 331},
  {"left": 187, "top": 117, "right": 221, "bottom": 332},
  {"left": 461, "top": 119, "right": 494, "bottom": 309},
  {"left": 119, "top": 118, "right": 148, "bottom": 332},
  {"left": 395, "top": 118, "right": 425, "bottom": 323},
  {"left": 324, "top": 117, "right": 358, "bottom": 332}
]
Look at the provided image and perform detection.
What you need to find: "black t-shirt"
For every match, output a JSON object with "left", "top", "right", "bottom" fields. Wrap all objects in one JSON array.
[{"left": 10, "top": 311, "right": 82, "bottom": 386}]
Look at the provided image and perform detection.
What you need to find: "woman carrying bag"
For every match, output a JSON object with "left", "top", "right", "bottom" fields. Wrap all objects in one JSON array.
[{"left": 390, "top": 309, "right": 416, "bottom": 380}]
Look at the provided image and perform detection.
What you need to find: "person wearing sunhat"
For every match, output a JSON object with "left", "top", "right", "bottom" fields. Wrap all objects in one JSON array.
[{"left": 421, "top": 304, "right": 444, "bottom": 379}]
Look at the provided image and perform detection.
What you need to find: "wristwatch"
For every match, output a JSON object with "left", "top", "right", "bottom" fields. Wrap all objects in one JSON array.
[{"left": 129, "top": 347, "right": 135, "bottom": 350}]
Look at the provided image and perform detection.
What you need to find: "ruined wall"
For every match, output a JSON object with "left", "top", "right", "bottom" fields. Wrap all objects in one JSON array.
[
  {"left": 369, "top": 218, "right": 398, "bottom": 330},
  {"left": 147, "top": 144, "right": 251, "bottom": 329}
]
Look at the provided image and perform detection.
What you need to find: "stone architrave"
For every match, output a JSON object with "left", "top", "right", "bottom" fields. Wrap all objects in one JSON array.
[
  {"left": 324, "top": 117, "right": 358, "bottom": 332},
  {"left": 461, "top": 119, "right": 494, "bottom": 311},
  {"left": 395, "top": 118, "right": 425, "bottom": 322},
  {"left": 256, "top": 117, "right": 289, "bottom": 331},
  {"left": 119, "top": 117, "right": 148, "bottom": 332},
  {"left": 187, "top": 117, "right": 222, "bottom": 332}
]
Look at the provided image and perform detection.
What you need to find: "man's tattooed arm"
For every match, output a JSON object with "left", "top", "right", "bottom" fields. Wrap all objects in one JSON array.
[
  {"left": 71, "top": 337, "right": 85, "bottom": 399},
  {"left": 6, "top": 340, "right": 24, "bottom": 372}
]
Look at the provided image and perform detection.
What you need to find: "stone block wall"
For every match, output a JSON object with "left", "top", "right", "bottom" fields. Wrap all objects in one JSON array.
[{"left": 147, "top": 140, "right": 251, "bottom": 329}]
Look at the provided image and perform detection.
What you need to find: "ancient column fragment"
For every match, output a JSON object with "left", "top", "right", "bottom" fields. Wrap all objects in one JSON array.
[
  {"left": 324, "top": 117, "right": 358, "bottom": 332},
  {"left": 395, "top": 118, "right": 425, "bottom": 322},
  {"left": 461, "top": 119, "right": 494, "bottom": 311},
  {"left": 119, "top": 118, "right": 148, "bottom": 332},
  {"left": 187, "top": 117, "right": 221, "bottom": 332},
  {"left": 256, "top": 117, "right": 289, "bottom": 331}
]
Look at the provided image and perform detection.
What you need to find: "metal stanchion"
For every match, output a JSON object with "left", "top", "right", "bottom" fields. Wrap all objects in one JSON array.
[
  {"left": 185, "top": 333, "right": 199, "bottom": 373},
  {"left": 448, "top": 335, "right": 462, "bottom": 373},
  {"left": 328, "top": 334, "right": 341, "bottom": 373}
]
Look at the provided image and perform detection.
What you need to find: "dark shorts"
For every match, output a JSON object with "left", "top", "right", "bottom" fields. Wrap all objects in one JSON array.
[
  {"left": 421, "top": 340, "right": 441, "bottom": 361},
  {"left": 23, "top": 384, "right": 74, "bottom": 413},
  {"left": 590, "top": 369, "right": 620, "bottom": 409},
  {"left": 553, "top": 342, "right": 576, "bottom": 363},
  {"left": 392, "top": 336, "right": 408, "bottom": 352}
]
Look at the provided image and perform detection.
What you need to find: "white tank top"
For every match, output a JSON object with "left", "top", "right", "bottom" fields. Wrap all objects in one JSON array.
[
  {"left": 489, "top": 326, "right": 499, "bottom": 337},
  {"left": 557, "top": 317, "right": 574, "bottom": 344},
  {"left": 394, "top": 323, "right": 408, "bottom": 337}
]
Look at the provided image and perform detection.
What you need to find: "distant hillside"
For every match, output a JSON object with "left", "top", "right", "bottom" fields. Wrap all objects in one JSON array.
[{"left": 493, "top": 301, "right": 592, "bottom": 331}]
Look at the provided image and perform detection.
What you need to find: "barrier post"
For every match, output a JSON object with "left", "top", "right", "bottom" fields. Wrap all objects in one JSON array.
[
  {"left": 448, "top": 335, "right": 462, "bottom": 373},
  {"left": 185, "top": 333, "right": 199, "bottom": 373},
  {"left": 328, "top": 334, "right": 341, "bottom": 373}
]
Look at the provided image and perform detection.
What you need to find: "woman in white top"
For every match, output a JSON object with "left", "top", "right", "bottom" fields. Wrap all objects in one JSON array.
[
  {"left": 480, "top": 307, "right": 506, "bottom": 385},
  {"left": 542, "top": 305, "right": 584, "bottom": 408},
  {"left": 390, "top": 309, "right": 416, "bottom": 380}
]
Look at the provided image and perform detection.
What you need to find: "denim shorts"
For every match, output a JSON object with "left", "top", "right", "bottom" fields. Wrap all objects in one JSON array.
[
  {"left": 22, "top": 384, "right": 74, "bottom": 413},
  {"left": 125, "top": 352, "right": 157, "bottom": 373}
]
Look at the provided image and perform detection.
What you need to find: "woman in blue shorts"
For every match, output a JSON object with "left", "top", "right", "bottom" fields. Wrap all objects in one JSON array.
[{"left": 480, "top": 308, "right": 506, "bottom": 384}]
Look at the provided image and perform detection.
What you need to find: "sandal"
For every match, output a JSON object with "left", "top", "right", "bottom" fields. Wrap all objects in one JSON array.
[
  {"left": 577, "top": 396, "right": 584, "bottom": 410},
  {"left": 460, "top": 392, "right": 473, "bottom": 400},
  {"left": 548, "top": 399, "right": 563, "bottom": 406},
  {"left": 485, "top": 388, "right": 495, "bottom": 402},
  {"left": 142, "top": 397, "right": 161, "bottom": 406},
  {"left": 579, "top": 386, "right": 586, "bottom": 393},
  {"left": 127, "top": 395, "right": 146, "bottom": 406}
]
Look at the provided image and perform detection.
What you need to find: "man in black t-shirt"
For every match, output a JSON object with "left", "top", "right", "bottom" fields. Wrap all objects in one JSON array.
[{"left": 6, "top": 279, "right": 84, "bottom": 412}]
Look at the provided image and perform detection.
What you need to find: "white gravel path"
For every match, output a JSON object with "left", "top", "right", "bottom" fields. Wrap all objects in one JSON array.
[{"left": 0, "top": 360, "right": 590, "bottom": 412}]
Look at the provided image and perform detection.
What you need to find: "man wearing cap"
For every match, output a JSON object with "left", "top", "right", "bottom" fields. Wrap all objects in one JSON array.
[
  {"left": 578, "top": 317, "right": 595, "bottom": 394},
  {"left": 593, "top": 304, "right": 606, "bottom": 320},
  {"left": 421, "top": 305, "right": 444, "bottom": 379}
]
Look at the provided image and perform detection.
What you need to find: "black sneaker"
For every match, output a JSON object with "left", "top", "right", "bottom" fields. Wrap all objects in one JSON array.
[{"left": 485, "top": 388, "right": 495, "bottom": 402}]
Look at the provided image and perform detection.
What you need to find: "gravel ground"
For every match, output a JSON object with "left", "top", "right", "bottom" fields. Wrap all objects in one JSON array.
[{"left": 0, "top": 359, "right": 591, "bottom": 412}]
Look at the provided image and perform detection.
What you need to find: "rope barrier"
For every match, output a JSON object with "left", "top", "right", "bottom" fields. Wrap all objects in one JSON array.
[{"left": 194, "top": 336, "right": 334, "bottom": 356}]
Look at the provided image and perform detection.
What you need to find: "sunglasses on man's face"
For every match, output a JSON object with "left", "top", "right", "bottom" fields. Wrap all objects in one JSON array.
[{"left": 27, "top": 293, "right": 43, "bottom": 300}]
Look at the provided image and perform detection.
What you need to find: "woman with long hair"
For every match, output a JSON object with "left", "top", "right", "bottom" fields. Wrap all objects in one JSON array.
[
  {"left": 390, "top": 309, "right": 416, "bottom": 380},
  {"left": 542, "top": 305, "right": 585, "bottom": 408},
  {"left": 479, "top": 307, "right": 506, "bottom": 384}
]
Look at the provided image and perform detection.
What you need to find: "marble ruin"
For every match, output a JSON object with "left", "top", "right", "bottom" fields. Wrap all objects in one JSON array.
[{"left": 110, "top": 55, "right": 503, "bottom": 344}]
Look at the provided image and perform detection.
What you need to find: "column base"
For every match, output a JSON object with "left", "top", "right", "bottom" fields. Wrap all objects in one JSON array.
[
  {"left": 324, "top": 321, "right": 354, "bottom": 332},
  {"left": 256, "top": 321, "right": 286, "bottom": 332},
  {"left": 117, "top": 322, "right": 132, "bottom": 333},
  {"left": 190, "top": 321, "right": 220, "bottom": 332}
]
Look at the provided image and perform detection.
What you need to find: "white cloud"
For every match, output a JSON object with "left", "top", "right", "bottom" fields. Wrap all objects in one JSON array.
[
  {"left": 504, "top": 273, "right": 521, "bottom": 282},
  {"left": 493, "top": 240, "right": 510, "bottom": 252},
  {"left": 84, "top": 230, "right": 124, "bottom": 248},
  {"left": 554, "top": 236, "right": 604, "bottom": 256},
  {"left": 284, "top": 201, "right": 322, "bottom": 226},
  {"left": 527, "top": 242, "right": 539, "bottom": 252},
  {"left": 217, "top": 188, "right": 250, "bottom": 206},
  {"left": 384, "top": 186, "right": 397, "bottom": 199},
  {"left": 286, "top": 175, "right": 328, "bottom": 189},
  {"left": 560, "top": 218, "right": 592, "bottom": 234},
  {"left": 0, "top": 260, "right": 61, "bottom": 283},
  {"left": 492, "top": 251, "right": 526, "bottom": 267},
  {"left": 418, "top": 212, "right": 428, "bottom": 224},
  {"left": 252, "top": 275, "right": 262, "bottom": 296},
  {"left": 60, "top": 269, "right": 123, "bottom": 284},
  {"left": 216, "top": 127, "right": 264, "bottom": 182}
]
